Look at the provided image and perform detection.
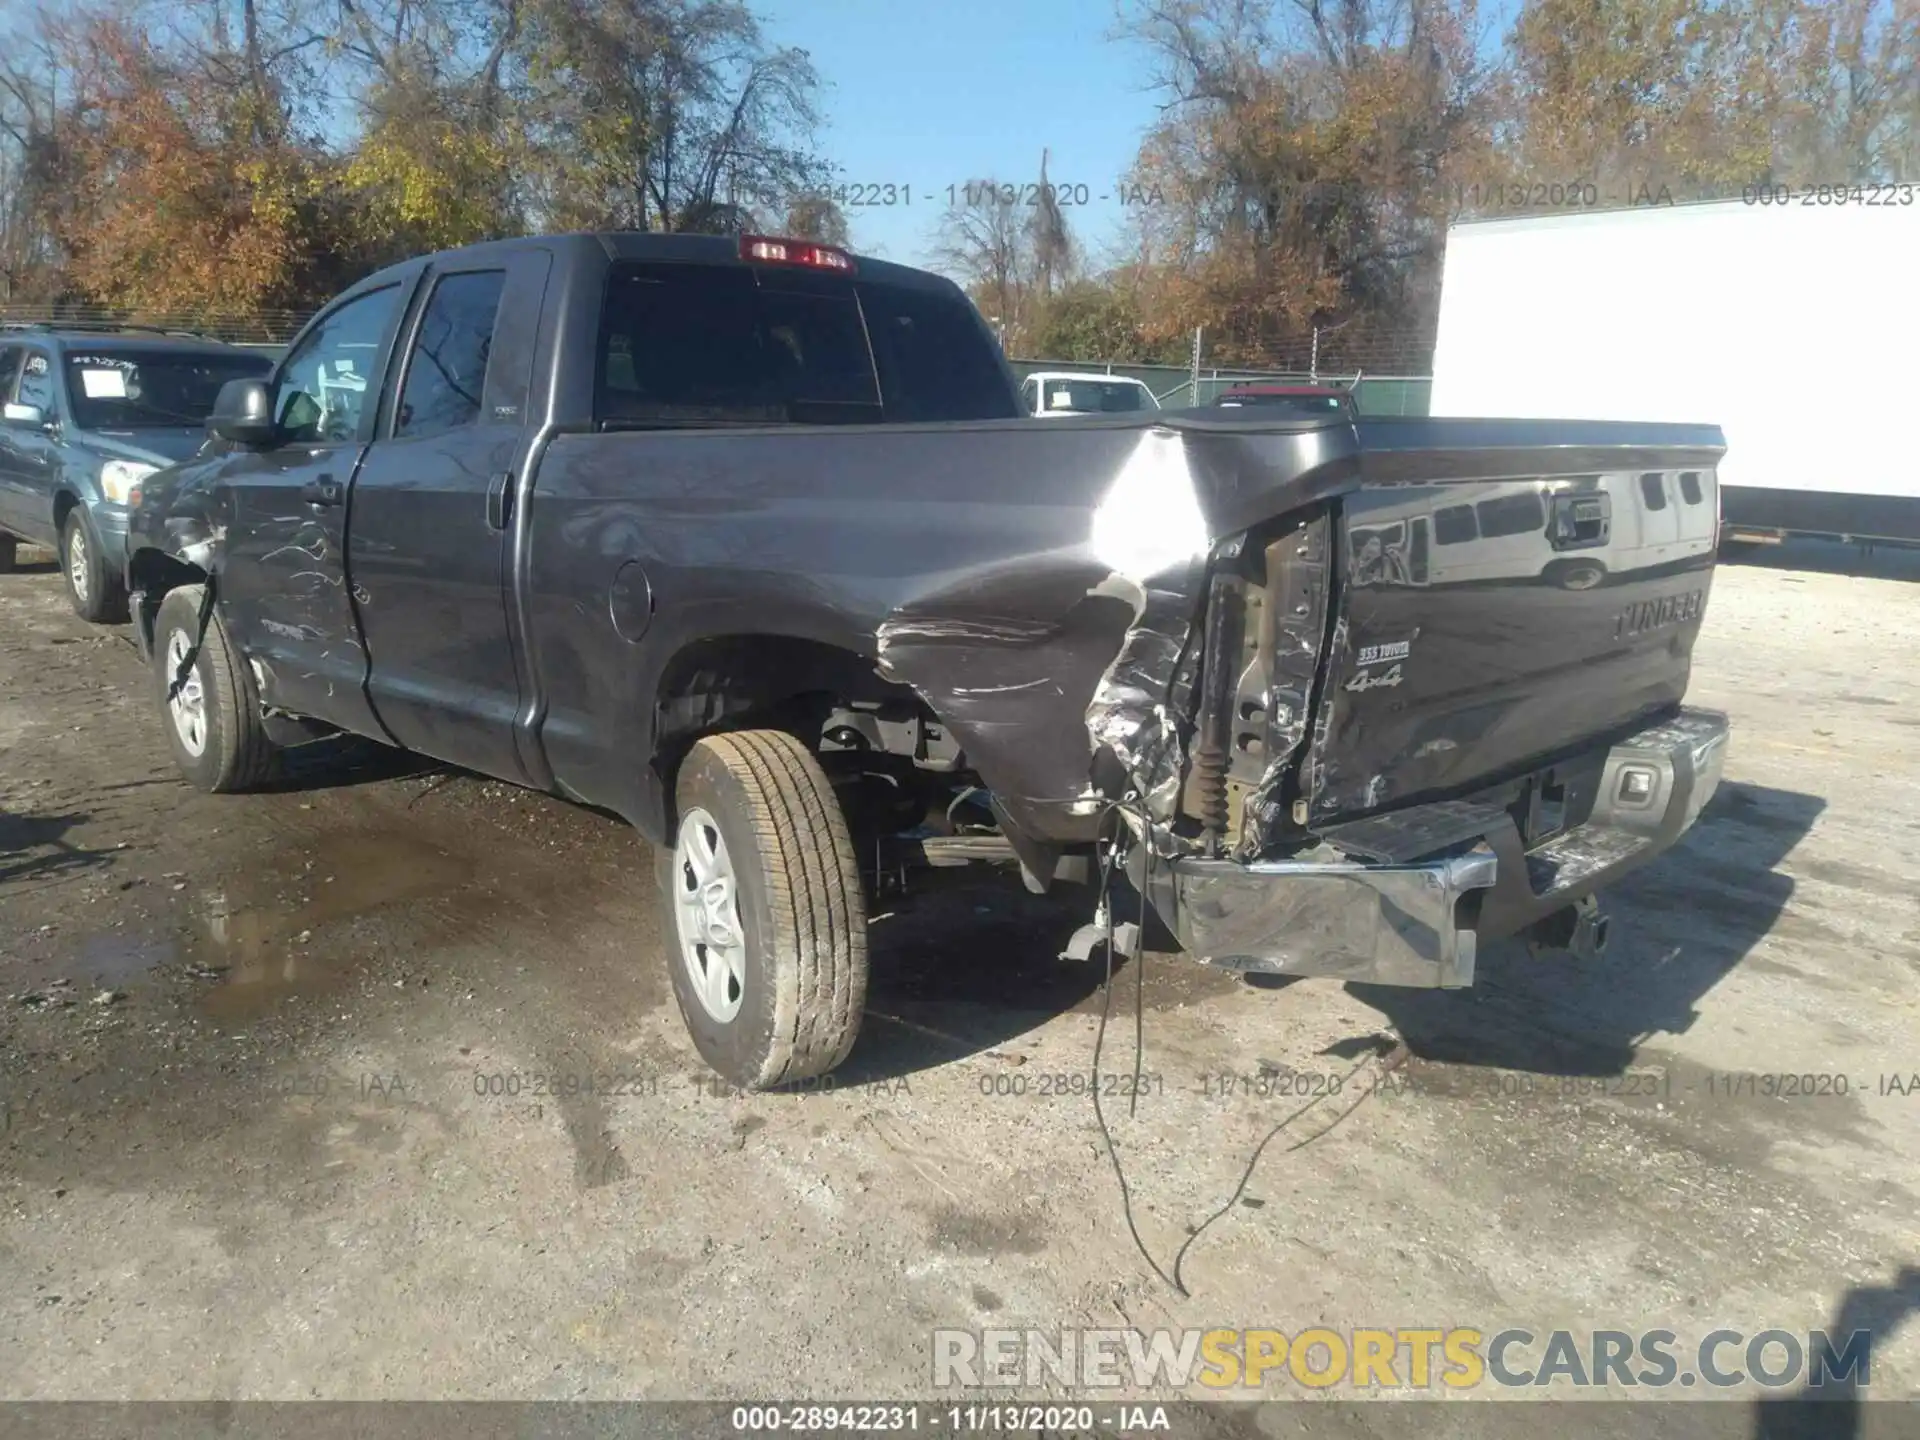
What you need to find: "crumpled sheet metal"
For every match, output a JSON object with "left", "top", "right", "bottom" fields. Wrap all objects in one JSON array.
[
  {"left": 158, "top": 514, "right": 226, "bottom": 573},
  {"left": 1082, "top": 566, "right": 1205, "bottom": 825},
  {"left": 876, "top": 574, "right": 1203, "bottom": 847},
  {"left": 876, "top": 424, "right": 1352, "bottom": 850}
]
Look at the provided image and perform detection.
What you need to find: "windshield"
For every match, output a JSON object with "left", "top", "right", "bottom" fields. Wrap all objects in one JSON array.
[
  {"left": 1040, "top": 379, "right": 1154, "bottom": 413},
  {"left": 62, "top": 349, "right": 274, "bottom": 429},
  {"left": 1215, "top": 391, "right": 1352, "bottom": 417}
]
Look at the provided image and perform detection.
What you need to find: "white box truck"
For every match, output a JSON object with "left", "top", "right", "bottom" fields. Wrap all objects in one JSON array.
[{"left": 1429, "top": 195, "right": 1920, "bottom": 544}]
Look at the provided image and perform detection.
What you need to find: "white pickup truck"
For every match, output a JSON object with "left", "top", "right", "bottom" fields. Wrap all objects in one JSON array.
[{"left": 1020, "top": 370, "right": 1160, "bottom": 417}]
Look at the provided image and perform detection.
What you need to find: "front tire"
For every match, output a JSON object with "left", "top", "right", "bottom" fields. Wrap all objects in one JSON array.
[
  {"left": 661, "top": 730, "right": 868, "bottom": 1089},
  {"left": 152, "top": 585, "right": 278, "bottom": 792},
  {"left": 63, "top": 509, "right": 129, "bottom": 623}
]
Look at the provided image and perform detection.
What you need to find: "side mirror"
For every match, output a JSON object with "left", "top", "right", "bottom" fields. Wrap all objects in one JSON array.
[
  {"left": 207, "top": 378, "right": 278, "bottom": 446},
  {"left": 3, "top": 401, "right": 47, "bottom": 428}
]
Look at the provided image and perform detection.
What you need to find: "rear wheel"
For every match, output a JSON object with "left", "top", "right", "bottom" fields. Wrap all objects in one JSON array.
[
  {"left": 63, "top": 509, "right": 129, "bottom": 623},
  {"left": 660, "top": 730, "right": 868, "bottom": 1089},
  {"left": 152, "top": 585, "right": 278, "bottom": 792}
]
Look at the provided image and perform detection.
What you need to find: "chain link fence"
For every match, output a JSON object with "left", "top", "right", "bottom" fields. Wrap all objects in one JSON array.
[
  {"left": 1009, "top": 358, "right": 1432, "bottom": 416},
  {"left": 0, "top": 303, "right": 307, "bottom": 351},
  {"left": 1009, "top": 321, "right": 1435, "bottom": 416}
]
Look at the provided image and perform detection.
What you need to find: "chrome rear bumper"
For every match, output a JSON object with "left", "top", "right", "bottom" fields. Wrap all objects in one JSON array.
[{"left": 1142, "top": 707, "right": 1729, "bottom": 989}]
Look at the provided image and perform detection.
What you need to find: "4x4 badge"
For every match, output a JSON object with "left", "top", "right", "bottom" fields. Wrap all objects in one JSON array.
[{"left": 1346, "top": 664, "right": 1403, "bottom": 693}]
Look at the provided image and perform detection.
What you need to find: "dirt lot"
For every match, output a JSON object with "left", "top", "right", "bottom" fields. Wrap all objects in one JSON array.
[{"left": 2, "top": 540, "right": 1918, "bottom": 1421}]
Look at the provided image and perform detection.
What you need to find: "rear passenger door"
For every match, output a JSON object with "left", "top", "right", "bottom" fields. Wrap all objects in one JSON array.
[{"left": 349, "top": 249, "right": 551, "bottom": 782}]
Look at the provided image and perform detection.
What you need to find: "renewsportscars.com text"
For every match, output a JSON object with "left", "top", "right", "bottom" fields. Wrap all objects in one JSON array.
[{"left": 932, "top": 1327, "right": 1873, "bottom": 1392}]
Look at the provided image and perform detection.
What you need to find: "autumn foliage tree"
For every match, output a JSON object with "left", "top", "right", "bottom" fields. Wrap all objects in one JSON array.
[
  {"left": 0, "top": 0, "right": 1913, "bottom": 352},
  {"left": 54, "top": 20, "right": 331, "bottom": 313},
  {"left": 1118, "top": 0, "right": 1499, "bottom": 365}
]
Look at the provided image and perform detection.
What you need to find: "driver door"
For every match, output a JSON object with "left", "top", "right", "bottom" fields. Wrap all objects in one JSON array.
[{"left": 214, "top": 276, "right": 416, "bottom": 732}]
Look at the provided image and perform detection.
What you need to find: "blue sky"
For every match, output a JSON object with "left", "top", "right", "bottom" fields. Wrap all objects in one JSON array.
[{"left": 756, "top": 0, "right": 1168, "bottom": 268}]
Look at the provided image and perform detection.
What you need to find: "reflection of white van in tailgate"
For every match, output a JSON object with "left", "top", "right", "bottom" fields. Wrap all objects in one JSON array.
[{"left": 1347, "top": 469, "right": 1716, "bottom": 589}]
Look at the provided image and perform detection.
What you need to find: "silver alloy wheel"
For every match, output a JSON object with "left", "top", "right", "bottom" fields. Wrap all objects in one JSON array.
[
  {"left": 67, "top": 524, "right": 88, "bottom": 600},
  {"left": 164, "top": 627, "right": 208, "bottom": 758},
  {"left": 671, "top": 806, "right": 746, "bottom": 1023}
]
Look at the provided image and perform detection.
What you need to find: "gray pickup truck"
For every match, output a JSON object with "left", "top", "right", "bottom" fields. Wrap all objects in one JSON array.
[
  {"left": 0, "top": 325, "right": 273, "bottom": 620},
  {"left": 125, "top": 231, "right": 1730, "bottom": 1088}
]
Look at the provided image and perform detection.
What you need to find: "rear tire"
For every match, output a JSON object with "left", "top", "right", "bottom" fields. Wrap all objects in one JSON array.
[
  {"left": 152, "top": 585, "right": 278, "bottom": 792},
  {"left": 660, "top": 730, "right": 868, "bottom": 1089},
  {"left": 63, "top": 509, "right": 129, "bottom": 623}
]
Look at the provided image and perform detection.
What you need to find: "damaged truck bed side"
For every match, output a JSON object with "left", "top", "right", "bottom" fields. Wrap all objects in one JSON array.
[{"left": 123, "top": 231, "right": 1729, "bottom": 1089}]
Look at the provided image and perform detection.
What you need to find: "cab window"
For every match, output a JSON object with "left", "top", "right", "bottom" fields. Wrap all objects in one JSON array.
[
  {"left": 276, "top": 285, "right": 402, "bottom": 443},
  {"left": 395, "top": 270, "right": 506, "bottom": 439}
]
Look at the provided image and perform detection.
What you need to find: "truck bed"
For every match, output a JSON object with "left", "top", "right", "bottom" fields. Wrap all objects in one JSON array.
[{"left": 522, "top": 412, "right": 1725, "bottom": 862}]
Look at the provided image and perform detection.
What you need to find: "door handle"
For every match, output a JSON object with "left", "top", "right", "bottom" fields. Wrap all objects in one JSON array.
[
  {"left": 301, "top": 474, "right": 344, "bottom": 507},
  {"left": 485, "top": 471, "right": 513, "bottom": 531}
]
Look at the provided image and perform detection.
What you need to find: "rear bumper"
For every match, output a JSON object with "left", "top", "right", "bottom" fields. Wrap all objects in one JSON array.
[{"left": 1141, "top": 707, "right": 1729, "bottom": 989}]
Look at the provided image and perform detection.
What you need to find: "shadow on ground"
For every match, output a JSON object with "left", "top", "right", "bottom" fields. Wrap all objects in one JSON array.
[
  {"left": 1349, "top": 780, "right": 1825, "bottom": 1078},
  {"left": 1750, "top": 1264, "right": 1920, "bottom": 1438},
  {"left": 821, "top": 865, "right": 1219, "bottom": 1085},
  {"left": 262, "top": 734, "right": 446, "bottom": 792},
  {"left": 0, "top": 807, "right": 119, "bottom": 888}
]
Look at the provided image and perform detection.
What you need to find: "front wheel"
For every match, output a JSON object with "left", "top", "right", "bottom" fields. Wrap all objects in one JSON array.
[
  {"left": 152, "top": 585, "right": 279, "bottom": 792},
  {"left": 63, "top": 509, "right": 129, "bottom": 623},
  {"left": 660, "top": 730, "right": 869, "bottom": 1089}
]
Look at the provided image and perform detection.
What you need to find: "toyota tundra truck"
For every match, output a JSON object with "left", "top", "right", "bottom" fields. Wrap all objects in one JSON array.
[{"left": 122, "top": 231, "right": 1730, "bottom": 1089}]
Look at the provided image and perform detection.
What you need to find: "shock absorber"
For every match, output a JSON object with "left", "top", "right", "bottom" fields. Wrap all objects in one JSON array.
[{"left": 1192, "top": 572, "right": 1239, "bottom": 853}]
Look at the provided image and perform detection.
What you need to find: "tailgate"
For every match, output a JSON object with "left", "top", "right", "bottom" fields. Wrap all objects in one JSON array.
[{"left": 1302, "top": 422, "right": 1725, "bottom": 823}]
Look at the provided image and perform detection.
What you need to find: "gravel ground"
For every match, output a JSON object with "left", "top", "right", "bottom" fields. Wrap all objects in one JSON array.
[{"left": 1, "top": 538, "right": 1917, "bottom": 1424}]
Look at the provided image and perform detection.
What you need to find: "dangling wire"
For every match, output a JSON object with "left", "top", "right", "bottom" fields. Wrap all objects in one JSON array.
[{"left": 1086, "top": 797, "right": 1186, "bottom": 1295}]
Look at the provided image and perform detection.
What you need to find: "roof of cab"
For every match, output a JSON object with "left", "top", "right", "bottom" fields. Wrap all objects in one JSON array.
[{"left": 348, "top": 230, "right": 961, "bottom": 298}]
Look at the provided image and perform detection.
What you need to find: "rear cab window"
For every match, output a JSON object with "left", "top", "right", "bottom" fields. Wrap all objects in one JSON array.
[
  {"left": 595, "top": 262, "right": 1017, "bottom": 427},
  {"left": 394, "top": 270, "right": 508, "bottom": 439}
]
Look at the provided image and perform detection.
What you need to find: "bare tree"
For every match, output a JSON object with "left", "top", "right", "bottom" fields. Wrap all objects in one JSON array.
[
  {"left": 519, "top": 0, "right": 828, "bottom": 232},
  {"left": 930, "top": 178, "right": 1033, "bottom": 340},
  {"left": 1026, "top": 148, "right": 1075, "bottom": 298}
]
